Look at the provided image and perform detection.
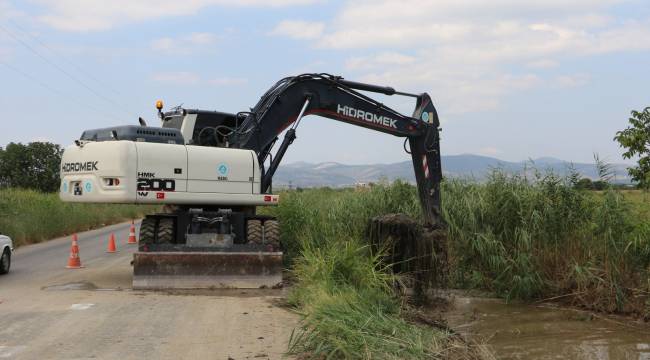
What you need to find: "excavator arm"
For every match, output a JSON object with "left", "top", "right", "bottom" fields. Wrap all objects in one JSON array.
[{"left": 231, "top": 74, "right": 443, "bottom": 228}]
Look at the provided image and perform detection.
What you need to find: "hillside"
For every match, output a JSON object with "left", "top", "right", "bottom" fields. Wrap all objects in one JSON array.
[{"left": 274, "top": 154, "right": 631, "bottom": 187}]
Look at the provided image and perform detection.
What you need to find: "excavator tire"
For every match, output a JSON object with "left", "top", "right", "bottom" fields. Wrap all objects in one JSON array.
[
  {"left": 157, "top": 218, "right": 175, "bottom": 244},
  {"left": 139, "top": 217, "right": 156, "bottom": 250},
  {"left": 247, "top": 220, "right": 262, "bottom": 245},
  {"left": 263, "top": 220, "right": 281, "bottom": 250}
]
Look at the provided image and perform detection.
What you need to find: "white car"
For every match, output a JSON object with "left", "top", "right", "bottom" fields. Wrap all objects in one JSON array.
[{"left": 0, "top": 234, "right": 13, "bottom": 274}]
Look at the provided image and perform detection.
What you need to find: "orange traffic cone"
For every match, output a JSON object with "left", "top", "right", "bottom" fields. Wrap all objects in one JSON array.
[
  {"left": 107, "top": 233, "right": 117, "bottom": 253},
  {"left": 66, "top": 234, "right": 84, "bottom": 269},
  {"left": 127, "top": 220, "right": 137, "bottom": 245}
]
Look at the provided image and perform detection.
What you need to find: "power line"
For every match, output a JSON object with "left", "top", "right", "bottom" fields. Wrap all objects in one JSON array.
[
  {"left": 0, "top": 60, "right": 124, "bottom": 123},
  {"left": 0, "top": 23, "right": 138, "bottom": 120},
  {"left": 8, "top": 19, "right": 127, "bottom": 100}
]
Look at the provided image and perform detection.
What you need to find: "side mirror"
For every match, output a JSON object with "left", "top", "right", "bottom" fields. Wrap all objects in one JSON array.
[{"left": 138, "top": 117, "right": 148, "bottom": 127}]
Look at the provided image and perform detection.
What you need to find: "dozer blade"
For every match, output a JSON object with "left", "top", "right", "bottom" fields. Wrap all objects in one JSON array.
[{"left": 132, "top": 251, "right": 283, "bottom": 290}]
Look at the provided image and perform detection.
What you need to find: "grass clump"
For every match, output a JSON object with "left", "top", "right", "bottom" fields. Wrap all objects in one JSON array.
[
  {"left": 0, "top": 188, "right": 158, "bottom": 247},
  {"left": 286, "top": 238, "right": 476, "bottom": 359}
]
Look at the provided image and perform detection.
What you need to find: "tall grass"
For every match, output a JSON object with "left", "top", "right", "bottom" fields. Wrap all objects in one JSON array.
[
  {"left": 270, "top": 169, "right": 650, "bottom": 346},
  {"left": 0, "top": 188, "right": 158, "bottom": 246},
  {"left": 286, "top": 240, "right": 442, "bottom": 359},
  {"left": 443, "top": 170, "right": 650, "bottom": 315},
  {"left": 263, "top": 182, "right": 421, "bottom": 265},
  {"left": 265, "top": 184, "right": 489, "bottom": 359}
]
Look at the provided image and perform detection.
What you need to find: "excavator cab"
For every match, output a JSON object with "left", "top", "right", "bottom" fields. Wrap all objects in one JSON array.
[{"left": 160, "top": 107, "right": 241, "bottom": 147}]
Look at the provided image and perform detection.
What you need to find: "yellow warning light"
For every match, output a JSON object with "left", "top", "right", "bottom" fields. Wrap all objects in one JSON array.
[{"left": 155, "top": 100, "right": 164, "bottom": 110}]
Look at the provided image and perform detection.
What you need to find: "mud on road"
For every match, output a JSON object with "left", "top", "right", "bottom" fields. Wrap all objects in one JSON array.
[{"left": 0, "top": 222, "right": 298, "bottom": 360}]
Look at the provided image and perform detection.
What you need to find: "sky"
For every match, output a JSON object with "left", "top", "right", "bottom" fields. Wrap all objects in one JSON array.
[{"left": 1, "top": 0, "right": 649, "bottom": 165}]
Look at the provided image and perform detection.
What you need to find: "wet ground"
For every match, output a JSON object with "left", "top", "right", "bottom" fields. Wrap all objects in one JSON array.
[{"left": 440, "top": 293, "right": 650, "bottom": 359}]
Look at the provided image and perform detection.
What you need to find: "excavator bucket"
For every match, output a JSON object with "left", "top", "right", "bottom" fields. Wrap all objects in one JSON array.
[{"left": 132, "top": 251, "right": 283, "bottom": 290}]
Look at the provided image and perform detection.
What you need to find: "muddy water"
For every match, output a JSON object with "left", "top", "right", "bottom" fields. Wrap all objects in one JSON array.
[{"left": 441, "top": 295, "right": 650, "bottom": 359}]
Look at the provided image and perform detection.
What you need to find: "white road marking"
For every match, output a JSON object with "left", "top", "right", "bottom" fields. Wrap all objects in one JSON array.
[{"left": 69, "top": 303, "right": 95, "bottom": 310}]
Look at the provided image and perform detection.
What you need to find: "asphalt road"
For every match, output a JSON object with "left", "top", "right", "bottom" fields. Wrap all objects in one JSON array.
[{"left": 0, "top": 221, "right": 297, "bottom": 360}]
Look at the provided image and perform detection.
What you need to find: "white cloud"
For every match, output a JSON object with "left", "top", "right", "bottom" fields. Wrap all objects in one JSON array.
[
  {"left": 526, "top": 59, "right": 559, "bottom": 69},
  {"left": 269, "top": 20, "right": 325, "bottom": 40},
  {"left": 0, "top": 0, "right": 23, "bottom": 60},
  {"left": 0, "top": 32, "right": 12, "bottom": 61},
  {"left": 151, "top": 32, "right": 218, "bottom": 53},
  {"left": 0, "top": 0, "right": 22, "bottom": 20},
  {"left": 316, "top": 0, "right": 628, "bottom": 49},
  {"left": 323, "top": 0, "right": 625, "bottom": 25},
  {"left": 271, "top": 0, "right": 649, "bottom": 114},
  {"left": 208, "top": 77, "right": 248, "bottom": 86},
  {"left": 35, "top": 0, "right": 320, "bottom": 31},
  {"left": 186, "top": 32, "right": 217, "bottom": 45},
  {"left": 151, "top": 72, "right": 247, "bottom": 86},
  {"left": 150, "top": 38, "right": 176, "bottom": 52},
  {"left": 151, "top": 71, "right": 200, "bottom": 85},
  {"left": 290, "top": 60, "right": 327, "bottom": 74},
  {"left": 346, "top": 52, "right": 416, "bottom": 70},
  {"left": 320, "top": 23, "right": 472, "bottom": 49},
  {"left": 554, "top": 73, "right": 591, "bottom": 88},
  {"left": 564, "top": 14, "right": 613, "bottom": 28},
  {"left": 0, "top": 47, "right": 10, "bottom": 60}
]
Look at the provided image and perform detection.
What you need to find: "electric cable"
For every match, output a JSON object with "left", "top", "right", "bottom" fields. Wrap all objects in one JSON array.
[
  {"left": 8, "top": 19, "right": 127, "bottom": 100},
  {"left": 0, "top": 24, "right": 138, "bottom": 119},
  {"left": 0, "top": 60, "right": 123, "bottom": 122}
]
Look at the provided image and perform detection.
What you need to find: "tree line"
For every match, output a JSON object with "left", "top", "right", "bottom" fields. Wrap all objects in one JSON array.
[{"left": 0, "top": 142, "right": 62, "bottom": 192}]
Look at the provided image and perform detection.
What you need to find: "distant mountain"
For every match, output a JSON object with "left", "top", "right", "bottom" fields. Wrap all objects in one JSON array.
[{"left": 274, "top": 154, "right": 632, "bottom": 188}]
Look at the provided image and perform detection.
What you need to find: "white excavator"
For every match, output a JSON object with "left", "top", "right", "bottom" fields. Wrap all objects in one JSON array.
[{"left": 59, "top": 73, "right": 443, "bottom": 289}]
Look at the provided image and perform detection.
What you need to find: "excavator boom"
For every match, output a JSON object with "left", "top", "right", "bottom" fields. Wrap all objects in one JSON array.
[{"left": 233, "top": 74, "right": 443, "bottom": 227}]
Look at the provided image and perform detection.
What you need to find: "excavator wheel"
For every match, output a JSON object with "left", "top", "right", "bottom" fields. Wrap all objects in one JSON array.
[
  {"left": 263, "top": 220, "right": 281, "bottom": 251},
  {"left": 157, "top": 218, "right": 175, "bottom": 244},
  {"left": 247, "top": 220, "right": 263, "bottom": 244},
  {"left": 139, "top": 217, "right": 156, "bottom": 251}
]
